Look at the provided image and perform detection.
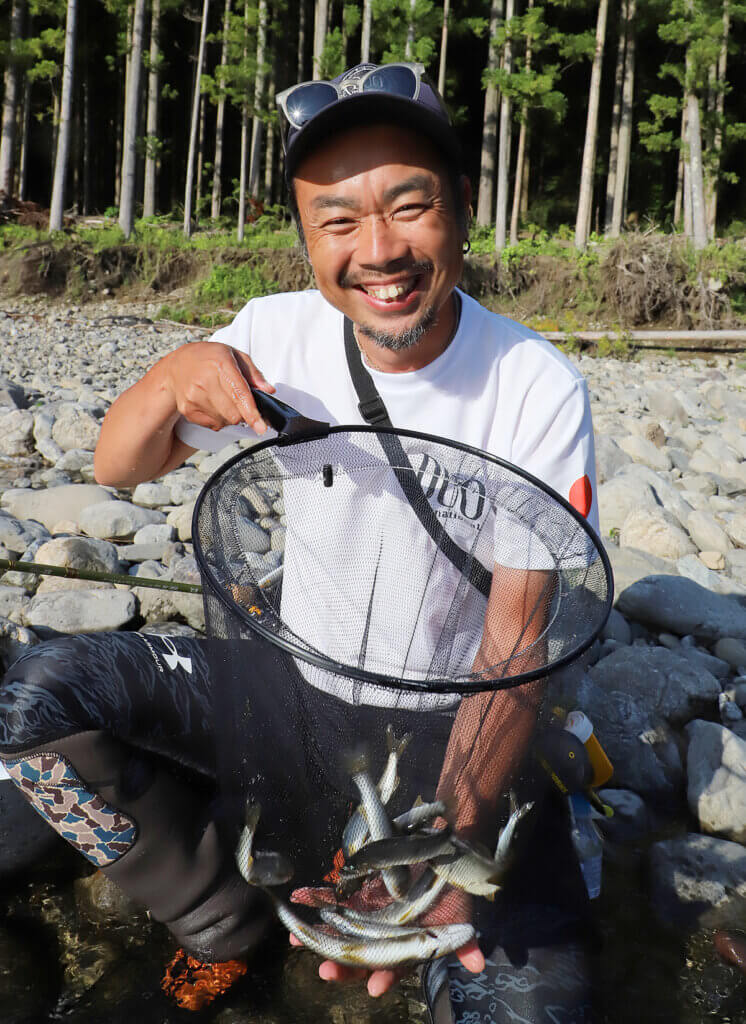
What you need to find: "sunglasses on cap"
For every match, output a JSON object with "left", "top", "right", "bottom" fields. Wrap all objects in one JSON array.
[{"left": 276, "top": 63, "right": 432, "bottom": 147}]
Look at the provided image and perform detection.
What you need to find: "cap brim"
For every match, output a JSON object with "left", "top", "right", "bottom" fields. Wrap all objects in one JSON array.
[{"left": 285, "top": 93, "right": 463, "bottom": 179}]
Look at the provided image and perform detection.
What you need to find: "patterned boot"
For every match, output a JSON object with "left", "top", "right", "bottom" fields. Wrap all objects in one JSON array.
[{"left": 2, "top": 730, "right": 269, "bottom": 961}]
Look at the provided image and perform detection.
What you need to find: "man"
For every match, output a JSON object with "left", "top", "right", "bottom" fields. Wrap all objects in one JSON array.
[{"left": 0, "top": 64, "right": 598, "bottom": 1021}]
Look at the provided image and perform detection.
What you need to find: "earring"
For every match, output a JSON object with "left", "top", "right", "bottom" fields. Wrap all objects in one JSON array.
[{"left": 463, "top": 239, "right": 471, "bottom": 255}]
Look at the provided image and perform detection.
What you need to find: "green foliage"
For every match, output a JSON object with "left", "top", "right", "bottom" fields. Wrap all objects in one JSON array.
[
  {"left": 318, "top": 28, "right": 346, "bottom": 80},
  {"left": 195, "top": 262, "right": 279, "bottom": 305}
]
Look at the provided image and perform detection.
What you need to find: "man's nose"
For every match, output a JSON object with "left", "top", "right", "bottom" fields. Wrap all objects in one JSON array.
[{"left": 356, "top": 215, "right": 409, "bottom": 267}]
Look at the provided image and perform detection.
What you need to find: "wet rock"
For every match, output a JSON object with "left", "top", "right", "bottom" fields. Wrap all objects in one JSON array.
[
  {"left": 0, "top": 920, "right": 57, "bottom": 1021},
  {"left": 601, "top": 607, "right": 632, "bottom": 645},
  {"left": 685, "top": 720, "right": 746, "bottom": 843},
  {"left": 649, "top": 833, "right": 746, "bottom": 929},
  {"left": 74, "top": 871, "right": 144, "bottom": 928},
  {"left": 616, "top": 575, "right": 746, "bottom": 641},
  {"left": 596, "top": 788, "right": 653, "bottom": 843},
  {"left": 0, "top": 511, "right": 49, "bottom": 555}
]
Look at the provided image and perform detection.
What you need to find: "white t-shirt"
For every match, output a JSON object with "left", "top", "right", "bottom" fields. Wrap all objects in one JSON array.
[{"left": 178, "top": 289, "right": 599, "bottom": 707}]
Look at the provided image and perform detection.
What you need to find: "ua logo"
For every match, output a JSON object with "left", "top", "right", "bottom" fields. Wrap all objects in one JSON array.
[{"left": 160, "top": 636, "right": 193, "bottom": 674}]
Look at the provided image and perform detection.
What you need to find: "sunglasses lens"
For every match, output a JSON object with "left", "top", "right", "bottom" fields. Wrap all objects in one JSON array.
[
  {"left": 361, "top": 66, "right": 418, "bottom": 99},
  {"left": 284, "top": 82, "right": 338, "bottom": 128}
]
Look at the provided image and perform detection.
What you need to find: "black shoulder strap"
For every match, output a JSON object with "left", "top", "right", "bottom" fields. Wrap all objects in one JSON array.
[{"left": 343, "top": 316, "right": 493, "bottom": 600}]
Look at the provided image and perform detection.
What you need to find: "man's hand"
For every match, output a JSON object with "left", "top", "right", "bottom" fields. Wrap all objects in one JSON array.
[
  {"left": 160, "top": 341, "right": 275, "bottom": 435},
  {"left": 289, "top": 877, "right": 484, "bottom": 998},
  {"left": 95, "top": 340, "right": 275, "bottom": 488}
]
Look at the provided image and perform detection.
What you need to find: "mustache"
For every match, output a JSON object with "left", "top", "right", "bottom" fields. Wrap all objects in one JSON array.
[{"left": 340, "top": 260, "right": 434, "bottom": 289}]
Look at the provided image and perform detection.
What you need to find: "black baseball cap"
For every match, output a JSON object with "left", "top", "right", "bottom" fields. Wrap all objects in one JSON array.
[{"left": 279, "top": 63, "right": 463, "bottom": 179}]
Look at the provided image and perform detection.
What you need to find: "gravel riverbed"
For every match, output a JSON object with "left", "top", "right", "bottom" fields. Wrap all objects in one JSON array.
[{"left": 0, "top": 297, "right": 745, "bottom": 1022}]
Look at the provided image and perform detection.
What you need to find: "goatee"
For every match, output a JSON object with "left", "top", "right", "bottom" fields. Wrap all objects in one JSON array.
[{"left": 356, "top": 304, "right": 439, "bottom": 352}]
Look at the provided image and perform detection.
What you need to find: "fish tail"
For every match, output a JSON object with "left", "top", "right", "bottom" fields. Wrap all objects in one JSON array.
[
  {"left": 343, "top": 749, "right": 370, "bottom": 777},
  {"left": 244, "top": 799, "right": 262, "bottom": 831}
]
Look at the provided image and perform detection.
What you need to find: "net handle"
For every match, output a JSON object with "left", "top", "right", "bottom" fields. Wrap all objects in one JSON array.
[{"left": 251, "top": 388, "right": 330, "bottom": 439}]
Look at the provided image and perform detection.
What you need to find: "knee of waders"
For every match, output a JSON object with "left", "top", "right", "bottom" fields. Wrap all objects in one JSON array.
[{"left": 0, "top": 638, "right": 94, "bottom": 753}]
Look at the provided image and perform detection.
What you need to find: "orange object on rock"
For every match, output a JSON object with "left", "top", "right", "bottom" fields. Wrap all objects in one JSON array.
[{"left": 161, "top": 948, "right": 248, "bottom": 1011}]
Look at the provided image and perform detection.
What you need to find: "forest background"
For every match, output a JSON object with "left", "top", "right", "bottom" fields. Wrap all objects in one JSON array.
[{"left": 0, "top": 0, "right": 745, "bottom": 334}]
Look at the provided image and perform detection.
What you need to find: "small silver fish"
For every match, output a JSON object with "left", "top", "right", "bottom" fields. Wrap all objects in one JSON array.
[
  {"left": 235, "top": 800, "right": 293, "bottom": 886},
  {"left": 339, "top": 830, "right": 456, "bottom": 881},
  {"left": 347, "top": 751, "right": 409, "bottom": 899},
  {"left": 342, "top": 868, "right": 449, "bottom": 926},
  {"left": 318, "top": 907, "right": 428, "bottom": 940},
  {"left": 494, "top": 799, "right": 535, "bottom": 867},
  {"left": 392, "top": 800, "right": 447, "bottom": 832},
  {"left": 342, "top": 726, "right": 412, "bottom": 858},
  {"left": 271, "top": 892, "right": 474, "bottom": 969}
]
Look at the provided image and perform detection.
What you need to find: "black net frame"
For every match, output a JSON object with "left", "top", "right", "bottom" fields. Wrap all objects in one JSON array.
[{"left": 193, "top": 423, "right": 613, "bottom": 695}]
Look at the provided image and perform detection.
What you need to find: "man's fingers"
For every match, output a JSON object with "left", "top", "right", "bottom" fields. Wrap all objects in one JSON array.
[
  {"left": 218, "top": 360, "right": 267, "bottom": 433},
  {"left": 234, "top": 350, "right": 275, "bottom": 394},
  {"left": 367, "top": 968, "right": 403, "bottom": 998},
  {"left": 318, "top": 960, "right": 368, "bottom": 984},
  {"left": 456, "top": 938, "right": 485, "bottom": 974}
]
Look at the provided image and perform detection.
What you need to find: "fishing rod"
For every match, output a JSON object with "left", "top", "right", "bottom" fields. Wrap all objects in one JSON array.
[
  {"left": 0, "top": 559, "right": 283, "bottom": 594},
  {"left": 0, "top": 558, "right": 203, "bottom": 594}
]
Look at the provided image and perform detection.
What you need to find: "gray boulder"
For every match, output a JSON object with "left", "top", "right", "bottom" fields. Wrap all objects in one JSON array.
[
  {"left": 617, "top": 575, "right": 746, "bottom": 641},
  {"left": 713, "top": 637, "right": 746, "bottom": 671},
  {"left": 588, "top": 645, "right": 720, "bottom": 727},
  {"left": 649, "top": 833, "right": 746, "bottom": 929},
  {"left": 78, "top": 500, "right": 166, "bottom": 540},
  {"left": 685, "top": 720, "right": 746, "bottom": 843},
  {"left": 23, "top": 589, "right": 138, "bottom": 632},
  {"left": 594, "top": 434, "right": 631, "bottom": 484},
  {"left": 620, "top": 507, "right": 696, "bottom": 561},
  {"left": 598, "top": 477, "right": 657, "bottom": 537},
  {"left": 0, "top": 616, "right": 38, "bottom": 669},
  {"left": 35, "top": 536, "right": 121, "bottom": 574},
  {"left": 605, "top": 546, "right": 676, "bottom": 595},
  {"left": 618, "top": 435, "right": 672, "bottom": 472},
  {"left": 0, "top": 409, "right": 34, "bottom": 456},
  {"left": 0, "top": 512, "right": 50, "bottom": 556},
  {"left": 1, "top": 484, "right": 113, "bottom": 532},
  {"left": 51, "top": 406, "right": 101, "bottom": 452}
]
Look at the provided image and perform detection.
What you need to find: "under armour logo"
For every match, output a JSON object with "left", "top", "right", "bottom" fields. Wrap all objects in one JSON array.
[{"left": 160, "top": 636, "right": 193, "bottom": 674}]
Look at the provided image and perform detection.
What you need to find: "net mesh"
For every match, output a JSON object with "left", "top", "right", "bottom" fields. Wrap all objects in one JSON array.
[{"left": 194, "top": 427, "right": 612, "bottom": 967}]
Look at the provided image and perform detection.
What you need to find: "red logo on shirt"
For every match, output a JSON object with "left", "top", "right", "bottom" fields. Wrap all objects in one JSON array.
[{"left": 569, "top": 475, "right": 593, "bottom": 518}]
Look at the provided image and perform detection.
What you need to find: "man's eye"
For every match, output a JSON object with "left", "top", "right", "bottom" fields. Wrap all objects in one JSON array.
[
  {"left": 393, "top": 203, "right": 426, "bottom": 218},
  {"left": 324, "top": 217, "right": 355, "bottom": 229}
]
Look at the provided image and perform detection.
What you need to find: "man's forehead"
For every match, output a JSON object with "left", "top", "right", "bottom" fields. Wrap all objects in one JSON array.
[{"left": 293, "top": 122, "right": 448, "bottom": 189}]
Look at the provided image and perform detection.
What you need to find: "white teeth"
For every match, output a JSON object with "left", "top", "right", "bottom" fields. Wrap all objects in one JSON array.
[{"left": 367, "top": 283, "right": 409, "bottom": 300}]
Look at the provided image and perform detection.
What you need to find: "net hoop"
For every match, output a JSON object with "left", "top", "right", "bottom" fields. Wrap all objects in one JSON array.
[{"left": 193, "top": 424, "right": 614, "bottom": 694}]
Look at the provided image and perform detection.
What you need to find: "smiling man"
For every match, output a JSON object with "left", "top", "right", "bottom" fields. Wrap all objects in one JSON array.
[{"left": 0, "top": 65, "right": 599, "bottom": 1023}]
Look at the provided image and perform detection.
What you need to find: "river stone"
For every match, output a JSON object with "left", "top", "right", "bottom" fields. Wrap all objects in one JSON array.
[
  {"left": 649, "top": 833, "right": 746, "bottom": 929},
  {"left": 685, "top": 720, "right": 746, "bottom": 843},
  {"left": 645, "top": 387, "right": 689, "bottom": 425},
  {"left": 118, "top": 542, "right": 168, "bottom": 563},
  {"left": 1, "top": 484, "right": 113, "bottom": 532},
  {"left": 618, "top": 435, "right": 672, "bottom": 472},
  {"left": 594, "top": 434, "right": 631, "bottom": 484},
  {"left": 616, "top": 575, "right": 746, "bottom": 641},
  {"left": 588, "top": 645, "right": 720, "bottom": 726},
  {"left": 56, "top": 448, "right": 95, "bottom": 474},
  {"left": 605, "top": 545, "right": 676, "bottom": 596},
  {"left": 23, "top": 589, "right": 138, "bottom": 632},
  {"left": 725, "top": 512, "right": 746, "bottom": 548},
  {"left": 133, "top": 522, "right": 175, "bottom": 544},
  {"left": 675, "top": 554, "right": 730, "bottom": 593},
  {"left": 617, "top": 464, "right": 694, "bottom": 528},
  {"left": 0, "top": 511, "right": 50, "bottom": 555},
  {"left": 567, "top": 671, "right": 683, "bottom": 803},
  {"left": 162, "top": 466, "right": 205, "bottom": 504},
  {"left": 35, "top": 536, "right": 121, "bottom": 574},
  {"left": 596, "top": 788, "right": 653, "bottom": 843},
  {"left": 0, "top": 616, "right": 38, "bottom": 669},
  {"left": 597, "top": 477, "right": 657, "bottom": 537},
  {"left": 620, "top": 507, "right": 696, "bottom": 561},
  {"left": 700, "top": 550, "right": 726, "bottom": 571},
  {"left": 197, "top": 444, "right": 243, "bottom": 479},
  {"left": 601, "top": 607, "right": 632, "bottom": 644},
  {"left": 712, "top": 637, "right": 746, "bottom": 671},
  {"left": 686, "top": 510, "right": 732, "bottom": 555},
  {"left": 0, "top": 409, "right": 34, "bottom": 456},
  {"left": 74, "top": 871, "right": 143, "bottom": 927},
  {"left": 51, "top": 405, "right": 101, "bottom": 451},
  {"left": 131, "top": 481, "right": 173, "bottom": 508},
  {"left": 236, "top": 518, "right": 271, "bottom": 554},
  {"left": 32, "top": 407, "right": 64, "bottom": 463},
  {"left": 0, "top": 586, "right": 31, "bottom": 623},
  {"left": 674, "top": 643, "right": 731, "bottom": 681},
  {"left": 166, "top": 500, "right": 196, "bottom": 542},
  {"left": 725, "top": 549, "right": 746, "bottom": 585},
  {"left": 238, "top": 483, "right": 273, "bottom": 516},
  {"left": 79, "top": 500, "right": 166, "bottom": 540}
]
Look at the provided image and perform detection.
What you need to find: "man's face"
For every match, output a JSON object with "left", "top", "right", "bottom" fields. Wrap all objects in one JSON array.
[{"left": 293, "top": 123, "right": 470, "bottom": 350}]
